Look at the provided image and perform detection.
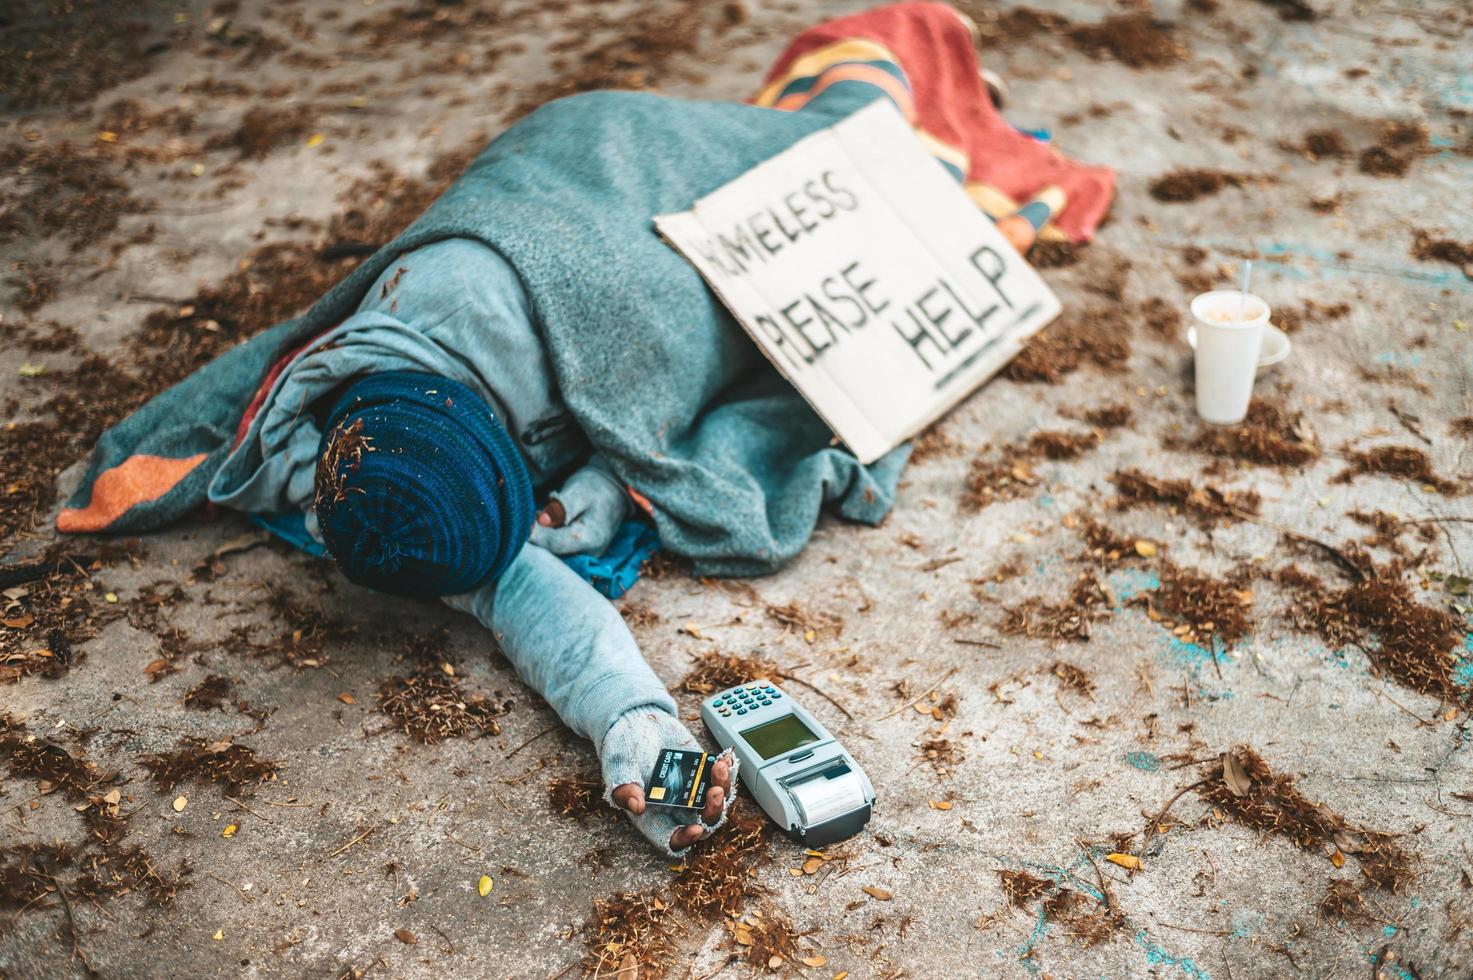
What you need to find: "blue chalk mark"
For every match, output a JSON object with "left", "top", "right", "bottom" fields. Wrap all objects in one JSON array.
[
  {"left": 1126, "top": 750, "right": 1162, "bottom": 773},
  {"left": 1374, "top": 350, "right": 1423, "bottom": 367},
  {"left": 1109, "top": 568, "right": 1160, "bottom": 604},
  {"left": 1229, "top": 909, "right": 1263, "bottom": 939},
  {"left": 1165, "top": 636, "right": 1216, "bottom": 669},
  {"left": 1383, "top": 924, "right": 1399, "bottom": 937},
  {"left": 1036, "top": 492, "right": 1056, "bottom": 509},
  {"left": 1136, "top": 930, "right": 1213, "bottom": 979}
]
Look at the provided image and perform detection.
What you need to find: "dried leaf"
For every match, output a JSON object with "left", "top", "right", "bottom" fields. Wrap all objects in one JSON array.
[
  {"left": 802, "top": 956, "right": 828, "bottom": 968},
  {"left": 394, "top": 928, "right": 417, "bottom": 945},
  {"left": 1221, "top": 751, "right": 1252, "bottom": 797},
  {"left": 212, "top": 929, "right": 223, "bottom": 941},
  {"left": 929, "top": 800, "right": 953, "bottom": 810},
  {"left": 173, "top": 795, "right": 188, "bottom": 812},
  {"left": 1330, "top": 849, "right": 1345, "bottom": 868},
  {"left": 1105, "top": 853, "right": 1141, "bottom": 871},
  {"left": 478, "top": 875, "right": 493, "bottom": 897},
  {"left": 1, "top": 615, "right": 34, "bottom": 628},
  {"left": 802, "top": 857, "right": 822, "bottom": 874},
  {"left": 336, "top": 692, "right": 357, "bottom": 705},
  {"left": 861, "top": 885, "right": 892, "bottom": 901},
  {"left": 1134, "top": 540, "right": 1158, "bottom": 558},
  {"left": 768, "top": 955, "right": 784, "bottom": 968},
  {"left": 221, "top": 823, "right": 237, "bottom": 838}
]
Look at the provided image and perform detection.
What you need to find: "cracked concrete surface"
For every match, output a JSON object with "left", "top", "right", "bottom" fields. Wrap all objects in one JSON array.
[{"left": 2, "top": 1, "right": 1471, "bottom": 978}]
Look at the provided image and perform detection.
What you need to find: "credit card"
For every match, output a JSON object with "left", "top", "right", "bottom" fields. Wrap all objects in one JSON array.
[{"left": 644, "top": 748, "right": 713, "bottom": 816}]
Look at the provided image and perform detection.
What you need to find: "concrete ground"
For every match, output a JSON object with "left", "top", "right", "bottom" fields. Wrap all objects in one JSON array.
[{"left": 2, "top": 1, "right": 1471, "bottom": 978}]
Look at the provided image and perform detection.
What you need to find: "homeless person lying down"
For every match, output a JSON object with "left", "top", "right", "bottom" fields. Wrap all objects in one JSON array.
[{"left": 57, "top": 3, "right": 1113, "bottom": 856}]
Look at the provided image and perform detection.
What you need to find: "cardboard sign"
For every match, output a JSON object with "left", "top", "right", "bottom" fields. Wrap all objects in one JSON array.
[{"left": 656, "top": 99, "right": 1061, "bottom": 464}]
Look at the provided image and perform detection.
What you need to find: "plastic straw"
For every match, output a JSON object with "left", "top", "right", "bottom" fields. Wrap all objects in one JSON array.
[{"left": 1237, "top": 260, "right": 1253, "bottom": 321}]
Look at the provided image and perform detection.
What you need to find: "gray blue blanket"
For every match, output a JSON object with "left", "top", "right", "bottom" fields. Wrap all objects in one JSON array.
[{"left": 58, "top": 84, "right": 909, "bottom": 575}]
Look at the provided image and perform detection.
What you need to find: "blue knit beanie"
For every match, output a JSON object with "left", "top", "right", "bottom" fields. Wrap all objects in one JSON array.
[{"left": 314, "top": 372, "right": 534, "bottom": 598}]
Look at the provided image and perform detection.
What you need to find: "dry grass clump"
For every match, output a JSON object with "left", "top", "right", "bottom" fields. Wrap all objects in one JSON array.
[
  {"left": 584, "top": 806, "right": 777, "bottom": 975},
  {"left": 1201, "top": 748, "right": 1417, "bottom": 900},
  {"left": 1143, "top": 563, "right": 1254, "bottom": 649},
  {"left": 1029, "top": 239, "right": 1080, "bottom": 268},
  {"left": 1110, "top": 469, "right": 1260, "bottom": 526},
  {"left": 1411, "top": 231, "right": 1473, "bottom": 279},
  {"left": 138, "top": 737, "right": 280, "bottom": 796},
  {"left": 999, "top": 869, "right": 1052, "bottom": 907},
  {"left": 1079, "top": 518, "right": 1143, "bottom": 565},
  {"left": 961, "top": 454, "right": 1038, "bottom": 511},
  {"left": 1189, "top": 401, "right": 1318, "bottom": 467},
  {"left": 728, "top": 905, "right": 811, "bottom": 971},
  {"left": 679, "top": 650, "right": 780, "bottom": 695},
  {"left": 1149, "top": 168, "right": 1249, "bottom": 202},
  {"left": 548, "top": 772, "right": 603, "bottom": 819},
  {"left": 75, "top": 843, "right": 190, "bottom": 906},
  {"left": 669, "top": 807, "right": 772, "bottom": 919},
  {"left": 1083, "top": 404, "right": 1133, "bottom": 428},
  {"left": 1335, "top": 445, "right": 1462, "bottom": 494},
  {"left": 918, "top": 736, "right": 965, "bottom": 777},
  {"left": 1290, "top": 568, "right": 1467, "bottom": 706},
  {"left": 908, "top": 422, "right": 963, "bottom": 463},
  {"left": 377, "top": 634, "right": 509, "bottom": 744},
  {"left": 961, "top": 427, "right": 1107, "bottom": 511},
  {"left": 582, "top": 891, "right": 682, "bottom": 977},
  {"left": 1004, "top": 315, "right": 1131, "bottom": 383},
  {"left": 1001, "top": 574, "right": 1108, "bottom": 642},
  {"left": 1, "top": 717, "right": 100, "bottom": 800},
  {"left": 1050, "top": 661, "right": 1096, "bottom": 698},
  {"left": 1044, "top": 888, "right": 1124, "bottom": 945},
  {"left": 997, "top": 868, "right": 1122, "bottom": 944},
  {"left": 766, "top": 601, "right": 843, "bottom": 640},
  {"left": 182, "top": 674, "right": 234, "bottom": 712},
  {"left": 1066, "top": 12, "right": 1187, "bottom": 68},
  {"left": 1027, "top": 430, "right": 1100, "bottom": 460}
]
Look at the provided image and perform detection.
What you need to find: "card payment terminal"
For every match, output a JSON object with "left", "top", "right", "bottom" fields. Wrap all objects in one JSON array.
[{"left": 700, "top": 681, "right": 874, "bottom": 848}]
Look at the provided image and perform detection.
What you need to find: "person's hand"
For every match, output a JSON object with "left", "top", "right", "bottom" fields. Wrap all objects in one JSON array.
[
  {"left": 530, "top": 461, "right": 630, "bottom": 556},
  {"left": 611, "top": 755, "right": 733, "bottom": 851},
  {"left": 599, "top": 707, "right": 740, "bottom": 855}
]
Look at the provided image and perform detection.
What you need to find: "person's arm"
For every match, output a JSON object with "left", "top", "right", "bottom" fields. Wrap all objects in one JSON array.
[
  {"left": 530, "top": 454, "right": 632, "bottom": 556},
  {"left": 443, "top": 543, "right": 735, "bottom": 854}
]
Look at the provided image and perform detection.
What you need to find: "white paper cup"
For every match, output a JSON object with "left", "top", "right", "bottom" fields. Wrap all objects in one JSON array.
[{"left": 1190, "top": 290, "right": 1269, "bottom": 425}]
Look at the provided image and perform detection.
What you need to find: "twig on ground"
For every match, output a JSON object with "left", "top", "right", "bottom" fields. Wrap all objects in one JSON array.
[
  {"left": 39, "top": 873, "right": 93, "bottom": 975},
  {"left": 329, "top": 825, "right": 378, "bottom": 858},
  {"left": 1137, "top": 776, "right": 1213, "bottom": 863},
  {"left": 1077, "top": 841, "right": 1118, "bottom": 919},
  {"left": 505, "top": 725, "right": 560, "bottom": 759},
  {"left": 871, "top": 667, "right": 957, "bottom": 721},
  {"left": 225, "top": 795, "right": 273, "bottom": 822},
  {"left": 776, "top": 670, "right": 853, "bottom": 719},
  {"left": 207, "top": 871, "right": 255, "bottom": 903}
]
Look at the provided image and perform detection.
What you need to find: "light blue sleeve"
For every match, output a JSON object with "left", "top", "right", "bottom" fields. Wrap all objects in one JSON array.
[{"left": 442, "top": 542, "right": 676, "bottom": 745}]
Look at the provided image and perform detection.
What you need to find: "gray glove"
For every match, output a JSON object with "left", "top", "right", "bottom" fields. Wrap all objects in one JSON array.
[
  {"left": 600, "top": 706, "right": 739, "bottom": 857},
  {"left": 529, "top": 458, "right": 632, "bottom": 557}
]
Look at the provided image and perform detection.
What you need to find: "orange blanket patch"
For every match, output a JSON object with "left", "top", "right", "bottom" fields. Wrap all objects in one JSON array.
[{"left": 57, "top": 453, "right": 208, "bottom": 533}]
